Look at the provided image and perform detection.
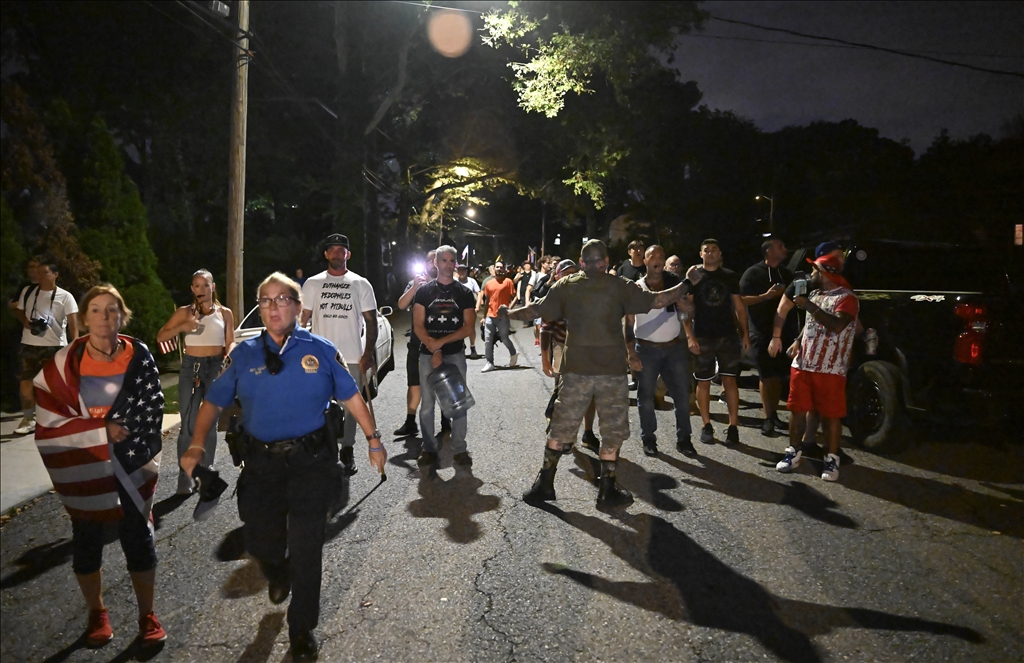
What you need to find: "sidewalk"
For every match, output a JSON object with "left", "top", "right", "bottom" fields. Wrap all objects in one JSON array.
[{"left": 0, "top": 374, "right": 182, "bottom": 514}]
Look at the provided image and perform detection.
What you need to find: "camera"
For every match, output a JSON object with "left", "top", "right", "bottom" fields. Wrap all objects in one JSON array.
[
  {"left": 792, "top": 271, "right": 809, "bottom": 298},
  {"left": 29, "top": 317, "right": 49, "bottom": 337}
]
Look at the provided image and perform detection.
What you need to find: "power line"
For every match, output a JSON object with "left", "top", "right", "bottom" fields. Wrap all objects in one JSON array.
[
  {"left": 707, "top": 13, "right": 1024, "bottom": 79},
  {"left": 681, "top": 31, "right": 1021, "bottom": 60},
  {"left": 389, "top": 1, "right": 483, "bottom": 14}
]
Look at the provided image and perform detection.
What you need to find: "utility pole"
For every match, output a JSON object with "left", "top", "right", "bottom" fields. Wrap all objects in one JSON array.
[
  {"left": 540, "top": 200, "right": 546, "bottom": 258},
  {"left": 227, "top": 0, "right": 250, "bottom": 319}
]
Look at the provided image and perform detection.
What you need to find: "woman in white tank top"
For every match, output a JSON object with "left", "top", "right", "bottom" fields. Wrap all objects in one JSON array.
[{"left": 157, "top": 270, "right": 235, "bottom": 494}]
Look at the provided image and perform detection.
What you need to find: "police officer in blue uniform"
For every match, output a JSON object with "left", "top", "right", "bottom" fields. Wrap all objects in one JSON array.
[{"left": 181, "top": 271, "right": 386, "bottom": 662}]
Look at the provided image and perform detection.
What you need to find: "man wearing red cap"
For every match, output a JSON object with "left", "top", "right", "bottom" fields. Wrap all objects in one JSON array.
[{"left": 768, "top": 254, "right": 858, "bottom": 482}]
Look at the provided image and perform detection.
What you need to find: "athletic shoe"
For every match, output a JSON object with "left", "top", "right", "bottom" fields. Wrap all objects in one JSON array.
[
  {"left": 14, "top": 419, "right": 35, "bottom": 435},
  {"left": 138, "top": 611, "right": 167, "bottom": 645},
  {"left": 699, "top": 423, "right": 715, "bottom": 445},
  {"left": 580, "top": 430, "right": 600, "bottom": 452},
  {"left": 822, "top": 453, "right": 841, "bottom": 482},
  {"left": 725, "top": 425, "right": 740, "bottom": 446},
  {"left": 776, "top": 446, "right": 802, "bottom": 473},
  {"left": 642, "top": 440, "right": 658, "bottom": 457},
  {"left": 453, "top": 452, "right": 473, "bottom": 467},
  {"left": 676, "top": 438, "right": 698, "bottom": 458},
  {"left": 468, "top": 349, "right": 481, "bottom": 360},
  {"left": 534, "top": 339, "right": 540, "bottom": 347},
  {"left": 508, "top": 353, "right": 519, "bottom": 368},
  {"left": 84, "top": 608, "right": 113, "bottom": 647},
  {"left": 481, "top": 362, "right": 496, "bottom": 373},
  {"left": 760, "top": 417, "right": 775, "bottom": 436},
  {"left": 393, "top": 420, "right": 418, "bottom": 437},
  {"left": 417, "top": 451, "right": 438, "bottom": 466}
]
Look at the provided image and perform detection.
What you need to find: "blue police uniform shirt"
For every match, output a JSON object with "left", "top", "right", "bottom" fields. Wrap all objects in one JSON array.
[{"left": 207, "top": 327, "right": 359, "bottom": 442}]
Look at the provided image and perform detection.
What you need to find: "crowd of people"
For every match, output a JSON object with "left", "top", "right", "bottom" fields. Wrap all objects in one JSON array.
[{"left": 9, "top": 231, "right": 861, "bottom": 661}]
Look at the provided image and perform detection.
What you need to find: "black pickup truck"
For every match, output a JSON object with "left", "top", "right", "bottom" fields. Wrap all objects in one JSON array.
[{"left": 788, "top": 240, "right": 1023, "bottom": 453}]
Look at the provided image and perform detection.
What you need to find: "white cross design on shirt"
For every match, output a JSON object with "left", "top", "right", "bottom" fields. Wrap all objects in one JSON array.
[{"left": 438, "top": 315, "right": 448, "bottom": 324}]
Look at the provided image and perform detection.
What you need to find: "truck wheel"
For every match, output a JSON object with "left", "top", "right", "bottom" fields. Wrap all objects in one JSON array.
[{"left": 846, "top": 360, "right": 909, "bottom": 453}]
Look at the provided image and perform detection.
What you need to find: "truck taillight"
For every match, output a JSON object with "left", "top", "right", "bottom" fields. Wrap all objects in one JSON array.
[{"left": 954, "top": 303, "right": 988, "bottom": 365}]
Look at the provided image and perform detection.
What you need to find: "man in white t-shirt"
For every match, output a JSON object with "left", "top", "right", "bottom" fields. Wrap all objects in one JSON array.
[
  {"left": 624, "top": 245, "right": 696, "bottom": 459},
  {"left": 301, "top": 233, "right": 378, "bottom": 475},
  {"left": 15, "top": 257, "right": 79, "bottom": 434}
]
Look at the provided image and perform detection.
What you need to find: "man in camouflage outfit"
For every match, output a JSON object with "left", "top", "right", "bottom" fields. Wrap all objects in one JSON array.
[{"left": 500, "top": 240, "right": 699, "bottom": 507}]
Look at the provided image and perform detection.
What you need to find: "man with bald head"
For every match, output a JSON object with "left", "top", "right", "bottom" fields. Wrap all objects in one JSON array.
[
  {"left": 665, "top": 255, "right": 683, "bottom": 278},
  {"left": 501, "top": 240, "right": 700, "bottom": 507},
  {"left": 625, "top": 245, "right": 697, "bottom": 458}
]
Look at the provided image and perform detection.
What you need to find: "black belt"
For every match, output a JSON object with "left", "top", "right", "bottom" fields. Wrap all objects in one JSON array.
[
  {"left": 636, "top": 337, "right": 682, "bottom": 348},
  {"left": 244, "top": 427, "right": 326, "bottom": 456}
]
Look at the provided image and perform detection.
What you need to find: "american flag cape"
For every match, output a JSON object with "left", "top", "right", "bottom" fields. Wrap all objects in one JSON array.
[{"left": 33, "top": 336, "right": 163, "bottom": 522}]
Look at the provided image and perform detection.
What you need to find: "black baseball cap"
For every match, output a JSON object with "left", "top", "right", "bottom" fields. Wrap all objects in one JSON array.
[{"left": 324, "top": 233, "right": 349, "bottom": 249}]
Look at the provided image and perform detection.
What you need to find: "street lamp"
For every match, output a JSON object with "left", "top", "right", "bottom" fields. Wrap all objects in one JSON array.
[
  {"left": 466, "top": 208, "right": 475, "bottom": 218},
  {"left": 755, "top": 195, "right": 774, "bottom": 233}
]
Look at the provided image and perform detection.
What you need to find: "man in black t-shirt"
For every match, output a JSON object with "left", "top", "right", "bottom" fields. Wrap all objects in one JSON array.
[
  {"left": 413, "top": 246, "right": 478, "bottom": 467},
  {"left": 740, "top": 238, "right": 798, "bottom": 436},
  {"left": 683, "top": 239, "right": 750, "bottom": 447},
  {"left": 618, "top": 239, "right": 647, "bottom": 281}
]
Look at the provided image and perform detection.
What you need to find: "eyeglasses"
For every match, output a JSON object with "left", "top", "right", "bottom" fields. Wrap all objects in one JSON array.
[
  {"left": 261, "top": 332, "right": 284, "bottom": 375},
  {"left": 257, "top": 294, "right": 297, "bottom": 309}
]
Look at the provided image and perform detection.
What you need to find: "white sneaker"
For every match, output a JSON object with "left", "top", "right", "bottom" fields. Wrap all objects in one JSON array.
[
  {"left": 509, "top": 353, "right": 519, "bottom": 368},
  {"left": 821, "top": 453, "right": 841, "bottom": 481},
  {"left": 776, "top": 446, "right": 801, "bottom": 472},
  {"left": 14, "top": 419, "right": 36, "bottom": 435},
  {"left": 481, "top": 362, "right": 496, "bottom": 373}
]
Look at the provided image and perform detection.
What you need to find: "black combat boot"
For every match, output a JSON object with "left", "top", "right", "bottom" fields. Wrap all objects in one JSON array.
[
  {"left": 523, "top": 447, "right": 560, "bottom": 504},
  {"left": 596, "top": 460, "right": 633, "bottom": 507}
]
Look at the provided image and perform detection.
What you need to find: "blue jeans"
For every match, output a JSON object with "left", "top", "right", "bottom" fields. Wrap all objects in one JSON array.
[
  {"left": 418, "top": 352, "right": 469, "bottom": 454},
  {"left": 177, "top": 354, "right": 224, "bottom": 493},
  {"left": 484, "top": 316, "right": 515, "bottom": 364},
  {"left": 635, "top": 341, "right": 692, "bottom": 445}
]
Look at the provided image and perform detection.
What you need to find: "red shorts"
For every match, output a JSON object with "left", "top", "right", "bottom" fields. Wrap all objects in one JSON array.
[{"left": 787, "top": 368, "right": 847, "bottom": 419}]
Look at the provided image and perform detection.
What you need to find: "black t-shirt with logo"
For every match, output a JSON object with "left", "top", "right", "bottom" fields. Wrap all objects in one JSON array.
[
  {"left": 739, "top": 261, "right": 798, "bottom": 340},
  {"left": 691, "top": 267, "right": 740, "bottom": 339},
  {"left": 619, "top": 260, "right": 646, "bottom": 281},
  {"left": 413, "top": 279, "right": 477, "bottom": 355}
]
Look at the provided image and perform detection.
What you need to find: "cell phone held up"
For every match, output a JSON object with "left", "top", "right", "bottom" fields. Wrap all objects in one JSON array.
[{"left": 792, "top": 271, "right": 809, "bottom": 298}]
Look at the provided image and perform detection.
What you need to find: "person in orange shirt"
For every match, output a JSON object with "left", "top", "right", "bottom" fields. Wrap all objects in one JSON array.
[{"left": 478, "top": 260, "right": 518, "bottom": 372}]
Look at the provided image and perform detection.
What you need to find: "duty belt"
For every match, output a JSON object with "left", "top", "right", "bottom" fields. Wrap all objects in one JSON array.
[
  {"left": 636, "top": 337, "right": 682, "bottom": 348},
  {"left": 244, "top": 427, "right": 326, "bottom": 456}
]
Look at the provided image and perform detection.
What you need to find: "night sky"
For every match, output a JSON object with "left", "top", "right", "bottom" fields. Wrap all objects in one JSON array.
[{"left": 672, "top": 1, "right": 1022, "bottom": 154}]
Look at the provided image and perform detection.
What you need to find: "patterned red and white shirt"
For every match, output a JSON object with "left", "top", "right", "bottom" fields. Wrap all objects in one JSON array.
[{"left": 793, "top": 287, "right": 859, "bottom": 377}]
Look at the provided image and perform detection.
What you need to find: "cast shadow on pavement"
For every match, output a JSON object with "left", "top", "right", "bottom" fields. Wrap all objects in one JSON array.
[
  {"left": 152, "top": 492, "right": 191, "bottom": 530},
  {"left": 407, "top": 464, "right": 500, "bottom": 543},
  {"left": 737, "top": 446, "right": 1023, "bottom": 538},
  {"left": 0, "top": 537, "right": 75, "bottom": 590},
  {"left": 41, "top": 630, "right": 165, "bottom": 663},
  {"left": 536, "top": 504, "right": 984, "bottom": 663},
  {"left": 660, "top": 452, "right": 859, "bottom": 529},
  {"left": 236, "top": 611, "right": 285, "bottom": 663},
  {"left": 569, "top": 451, "right": 685, "bottom": 513}
]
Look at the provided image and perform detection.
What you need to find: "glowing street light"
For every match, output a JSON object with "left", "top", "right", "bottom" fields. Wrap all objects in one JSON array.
[
  {"left": 755, "top": 195, "right": 774, "bottom": 233},
  {"left": 466, "top": 208, "right": 475, "bottom": 218}
]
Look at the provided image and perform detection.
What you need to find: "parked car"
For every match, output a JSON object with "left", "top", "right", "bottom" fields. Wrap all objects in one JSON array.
[
  {"left": 234, "top": 305, "right": 395, "bottom": 395},
  {"left": 789, "top": 240, "right": 1023, "bottom": 452}
]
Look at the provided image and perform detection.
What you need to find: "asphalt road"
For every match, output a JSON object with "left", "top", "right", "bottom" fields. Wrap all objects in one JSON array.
[{"left": 2, "top": 315, "right": 1021, "bottom": 663}]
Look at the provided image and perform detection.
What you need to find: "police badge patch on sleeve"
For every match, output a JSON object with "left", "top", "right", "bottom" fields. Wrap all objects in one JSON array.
[
  {"left": 302, "top": 355, "right": 320, "bottom": 373},
  {"left": 334, "top": 351, "right": 346, "bottom": 367},
  {"left": 219, "top": 354, "right": 232, "bottom": 376}
]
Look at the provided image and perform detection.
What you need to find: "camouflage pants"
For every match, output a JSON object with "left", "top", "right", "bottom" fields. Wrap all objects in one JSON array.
[{"left": 549, "top": 373, "right": 629, "bottom": 453}]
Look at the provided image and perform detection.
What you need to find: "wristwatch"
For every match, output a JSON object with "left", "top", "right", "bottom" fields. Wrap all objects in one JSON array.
[{"left": 366, "top": 430, "right": 382, "bottom": 441}]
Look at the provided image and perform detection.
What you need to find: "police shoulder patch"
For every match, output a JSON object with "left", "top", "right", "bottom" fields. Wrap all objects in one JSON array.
[
  {"left": 219, "top": 354, "right": 232, "bottom": 376},
  {"left": 335, "top": 351, "right": 346, "bottom": 367}
]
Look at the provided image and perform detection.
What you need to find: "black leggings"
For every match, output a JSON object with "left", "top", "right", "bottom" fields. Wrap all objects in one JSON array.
[{"left": 71, "top": 482, "right": 156, "bottom": 575}]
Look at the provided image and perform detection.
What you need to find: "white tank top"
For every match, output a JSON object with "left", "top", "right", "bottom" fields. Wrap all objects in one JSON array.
[{"left": 184, "top": 307, "right": 226, "bottom": 347}]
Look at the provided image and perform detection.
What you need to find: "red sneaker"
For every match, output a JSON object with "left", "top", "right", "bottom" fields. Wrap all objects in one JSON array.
[
  {"left": 138, "top": 611, "right": 167, "bottom": 645},
  {"left": 84, "top": 608, "right": 113, "bottom": 647}
]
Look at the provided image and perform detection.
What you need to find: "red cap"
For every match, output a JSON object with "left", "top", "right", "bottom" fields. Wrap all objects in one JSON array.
[{"left": 806, "top": 254, "right": 851, "bottom": 290}]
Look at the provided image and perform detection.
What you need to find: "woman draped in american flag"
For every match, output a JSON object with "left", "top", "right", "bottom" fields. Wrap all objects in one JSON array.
[{"left": 33, "top": 284, "right": 168, "bottom": 648}]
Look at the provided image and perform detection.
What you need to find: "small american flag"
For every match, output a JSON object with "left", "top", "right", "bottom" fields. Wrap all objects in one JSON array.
[
  {"left": 158, "top": 335, "right": 178, "bottom": 355},
  {"left": 34, "top": 337, "right": 163, "bottom": 521}
]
